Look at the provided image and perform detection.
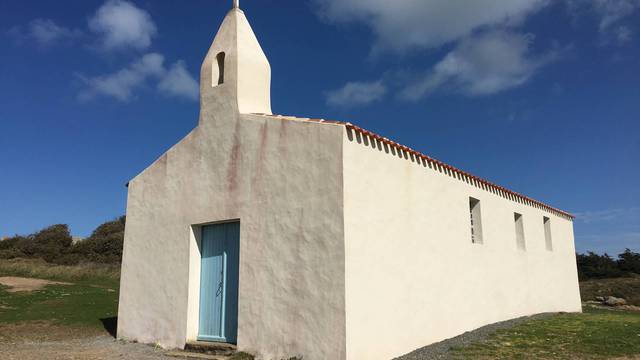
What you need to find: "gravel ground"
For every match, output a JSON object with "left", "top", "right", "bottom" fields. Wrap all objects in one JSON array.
[
  {"left": 0, "top": 335, "right": 177, "bottom": 360},
  {"left": 394, "top": 313, "right": 555, "bottom": 360},
  {"left": 0, "top": 323, "right": 175, "bottom": 360},
  {"left": 0, "top": 314, "right": 555, "bottom": 360}
]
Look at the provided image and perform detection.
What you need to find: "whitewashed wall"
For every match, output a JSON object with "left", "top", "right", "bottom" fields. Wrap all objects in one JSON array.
[
  {"left": 342, "top": 127, "right": 581, "bottom": 360},
  {"left": 118, "top": 8, "right": 347, "bottom": 358},
  {"left": 118, "top": 115, "right": 346, "bottom": 359}
]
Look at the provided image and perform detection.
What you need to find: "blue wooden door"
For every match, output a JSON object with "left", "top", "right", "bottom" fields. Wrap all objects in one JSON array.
[{"left": 198, "top": 222, "right": 240, "bottom": 343}]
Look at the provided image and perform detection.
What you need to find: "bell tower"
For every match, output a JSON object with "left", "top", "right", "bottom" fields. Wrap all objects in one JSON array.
[{"left": 199, "top": 1, "right": 272, "bottom": 125}]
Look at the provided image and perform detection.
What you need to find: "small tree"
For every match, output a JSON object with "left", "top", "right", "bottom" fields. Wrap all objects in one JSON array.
[
  {"left": 576, "top": 252, "right": 623, "bottom": 280},
  {"left": 32, "top": 224, "right": 73, "bottom": 263},
  {"left": 69, "top": 216, "right": 125, "bottom": 264},
  {"left": 617, "top": 249, "right": 640, "bottom": 274}
]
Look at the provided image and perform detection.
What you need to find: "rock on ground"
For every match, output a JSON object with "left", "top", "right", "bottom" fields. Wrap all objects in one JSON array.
[{"left": 604, "top": 296, "right": 627, "bottom": 306}]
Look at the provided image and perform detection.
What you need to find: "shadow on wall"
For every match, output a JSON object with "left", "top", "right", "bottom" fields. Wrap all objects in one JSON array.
[{"left": 100, "top": 317, "right": 118, "bottom": 338}]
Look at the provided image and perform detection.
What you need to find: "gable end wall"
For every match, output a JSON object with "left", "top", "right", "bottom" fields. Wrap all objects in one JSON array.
[{"left": 118, "top": 114, "right": 347, "bottom": 359}]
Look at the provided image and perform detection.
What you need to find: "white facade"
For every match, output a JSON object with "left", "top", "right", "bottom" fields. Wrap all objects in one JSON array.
[
  {"left": 118, "top": 6, "right": 581, "bottom": 360},
  {"left": 342, "top": 128, "right": 581, "bottom": 359}
]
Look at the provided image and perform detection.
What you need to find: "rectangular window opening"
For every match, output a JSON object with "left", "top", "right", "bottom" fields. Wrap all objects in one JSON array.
[
  {"left": 544, "top": 216, "right": 553, "bottom": 251},
  {"left": 469, "top": 197, "right": 483, "bottom": 244},
  {"left": 514, "top": 213, "right": 525, "bottom": 250}
]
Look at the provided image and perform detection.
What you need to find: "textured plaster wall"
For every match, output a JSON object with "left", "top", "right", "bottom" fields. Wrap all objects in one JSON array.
[
  {"left": 118, "top": 8, "right": 346, "bottom": 360},
  {"left": 118, "top": 114, "right": 346, "bottom": 359},
  {"left": 342, "top": 128, "right": 581, "bottom": 360}
]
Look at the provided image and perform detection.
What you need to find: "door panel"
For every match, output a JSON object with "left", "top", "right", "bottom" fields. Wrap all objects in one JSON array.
[
  {"left": 198, "top": 222, "right": 240, "bottom": 343},
  {"left": 222, "top": 222, "right": 239, "bottom": 343}
]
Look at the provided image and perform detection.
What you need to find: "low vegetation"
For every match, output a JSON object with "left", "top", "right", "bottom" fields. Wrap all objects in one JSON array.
[
  {"left": 0, "top": 216, "right": 125, "bottom": 265},
  {"left": 580, "top": 275, "right": 640, "bottom": 306},
  {"left": 0, "top": 281, "right": 118, "bottom": 328},
  {"left": 450, "top": 306, "right": 640, "bottom": 359},
  {"left": 0, "top": 258, "right": 119, "bottom": 283},
  {"left": 576, "top": 249, "right": 640, "bottom": 280},
  {"left": 0, "top": 260, "right": 119, "bottom": 330},
  {"left": 1, "top": 218, "right": 639, "bottom": 359}
]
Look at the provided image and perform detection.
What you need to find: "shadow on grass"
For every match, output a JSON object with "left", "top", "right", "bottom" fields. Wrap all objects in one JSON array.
[{"left": 100, "top": 317, "right": 117, "bottom": 338}]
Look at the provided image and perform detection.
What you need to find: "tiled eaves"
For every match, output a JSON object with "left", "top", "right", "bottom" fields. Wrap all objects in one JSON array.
[{"left": 251, "top": 113, "right": 575, "bottom": 220}]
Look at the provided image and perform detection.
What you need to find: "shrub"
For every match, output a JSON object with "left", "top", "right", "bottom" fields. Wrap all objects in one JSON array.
[
  {"left": 576, "top": 249, "right": 640, "bottom": 281},
  {"left": 576, "top": 252, "right": 623, "bottom": 280},
  {"left": 71, "top": 216, "right": 125, "bottom": 264},
  {"left": 0, "top": 217, "right": 125, "bottom": 265},
  {"left": 617, "top": 249, "right": 640, "bottom": 274}
]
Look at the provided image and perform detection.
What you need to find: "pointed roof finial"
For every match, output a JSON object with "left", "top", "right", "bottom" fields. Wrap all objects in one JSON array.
[{"left": 233, "top": 0, "right": 239, "bottom": 9}]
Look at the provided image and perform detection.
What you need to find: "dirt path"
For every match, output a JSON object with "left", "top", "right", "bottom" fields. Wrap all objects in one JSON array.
[
  {"left": 0, "top": 276, "right": 72, "bottom": 292},
  {"left": 0, "top": 323, "right": 175, "bottom": 360}
]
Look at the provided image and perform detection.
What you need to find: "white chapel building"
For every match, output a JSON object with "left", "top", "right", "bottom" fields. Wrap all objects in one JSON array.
[{"left": 118, "top": 3, "right": 582, "bottom": 360}]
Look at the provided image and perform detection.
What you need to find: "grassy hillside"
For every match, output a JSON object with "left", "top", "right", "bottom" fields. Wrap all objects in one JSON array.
[
  {"left": 0, "top": 259, "right": 119, "bottom": 329},
  {"left": 0, "top": 258, "right": 119, "bottom": 284},
  {"left": 1, "top": 259, "right": 639, "bottom": 359},
  {"left": 580, "top": 275, "right": 640, "bottom": 306},
  {"left": 451, "top": 306, "right": 640, "bottom": 359}
]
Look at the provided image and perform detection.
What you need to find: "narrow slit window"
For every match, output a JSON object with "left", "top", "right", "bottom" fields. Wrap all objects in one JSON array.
[
  {"left": 215, "top": 52, "right": 225, "bottom": 85},
  {"left": 514, "top": 213, "right": 525, "bottom": 250},
  {"left": 544, "top": 216, "right": 553, "bottom": 251},
  {"left": 469, "top": 197, "right": 483, "bottom": 244}
]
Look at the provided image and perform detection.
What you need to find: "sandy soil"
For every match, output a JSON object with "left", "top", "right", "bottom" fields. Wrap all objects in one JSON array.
[
  {"left": 0, "top": 276, "right": 72, "bottom": 292},
  {"left": 0, "top": 322, "right": 175, "bottom": 360}
]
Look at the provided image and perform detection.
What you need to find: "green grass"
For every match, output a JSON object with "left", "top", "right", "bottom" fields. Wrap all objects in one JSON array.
[
  {"left": 450, "top": 306, "right": 640, "bottom": 359},
  {"left": 0, "top": 259, "right": 119, "bottom": 328},
  {"left": 0, "top": 258, "right": 120, "bottom": 285}
]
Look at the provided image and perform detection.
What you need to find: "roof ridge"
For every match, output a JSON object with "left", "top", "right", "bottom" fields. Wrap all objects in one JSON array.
[{"left": 250, "top": 113, "right": 574, "bottom": 220}]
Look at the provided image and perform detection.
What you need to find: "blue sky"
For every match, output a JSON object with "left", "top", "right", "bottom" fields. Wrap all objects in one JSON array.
[{"left": 0, "top": 0, "right": 638, "bottom": 255}]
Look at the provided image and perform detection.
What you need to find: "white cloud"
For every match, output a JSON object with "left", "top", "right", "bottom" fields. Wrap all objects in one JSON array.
[
  {"left": 313, "top": 0, "right": 549, "bottom": 53},
  {"left": 568, "top": 0, "right": 640, "bottom": 44},
  {"left": 88, "top": 0, "right": 157, "bottom": 51},
  {"left": 78, "top": 53, "right": 198, "bottom": 102},
  {"left": 596, "top": 0, "right": 640, "bottom": 44},
  {"left": 315, "top": 1, "right": 565, "bottom": 104},
  {"left": 574, "top": 207, "right": 640, "bottom": 224},
  {"left": 400, "top": 31, "right": 559, "bottom": 100},
  {"left": 614, "top": 25, "right": 633, "bottom": 43},
  {"left": 326, "top": 80, "right": 387, "bottom": 107},
  {"left": 576, "top": 232, "right": 640, "bottom": 255},
  {"left": 594, "top": 0, "right": 640, "bottom": 31},
  {"left": 158, "top": 61, "right": 199, "bottom": 101},
  {"left": 78, "top": 53, "right": 165, "bottom": 101},
  {"left": 8, "top": 19, "right": 82, "bottom": 46},
  {"left": 573, "top": 207, "right": 640, "bottom": 254}
]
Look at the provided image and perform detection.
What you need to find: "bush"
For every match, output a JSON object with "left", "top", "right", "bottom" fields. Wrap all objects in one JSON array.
[
  {"left": 576, "top": 252, "right": 623, "bottom": 280},
  {"left": 618, "top": 249, "right": 640, "bottom": 274},
  {"left": 0, "top": 225, "right": 73, "bottom": 263},
  {"left": 0, "top": 217, "right": 125, "bottom": 265},
  {"left": 576, "top": 250, "right": 640, "bottom": 281},
  {"left": 69, "top": 216, "right": 125, "bottom": 264},
  {"left": 33, "top": 224, "right": 73, "bottom": 263}
]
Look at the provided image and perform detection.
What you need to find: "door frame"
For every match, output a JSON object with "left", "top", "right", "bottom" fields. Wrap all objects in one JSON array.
[{"left": 186, "top": 219, "right": 240, "bottom": 344}]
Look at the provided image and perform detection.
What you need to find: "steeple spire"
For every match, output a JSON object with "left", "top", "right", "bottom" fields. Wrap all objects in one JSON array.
[{"left": 197, "top": 1, "right": 272, "bottom": 123}]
